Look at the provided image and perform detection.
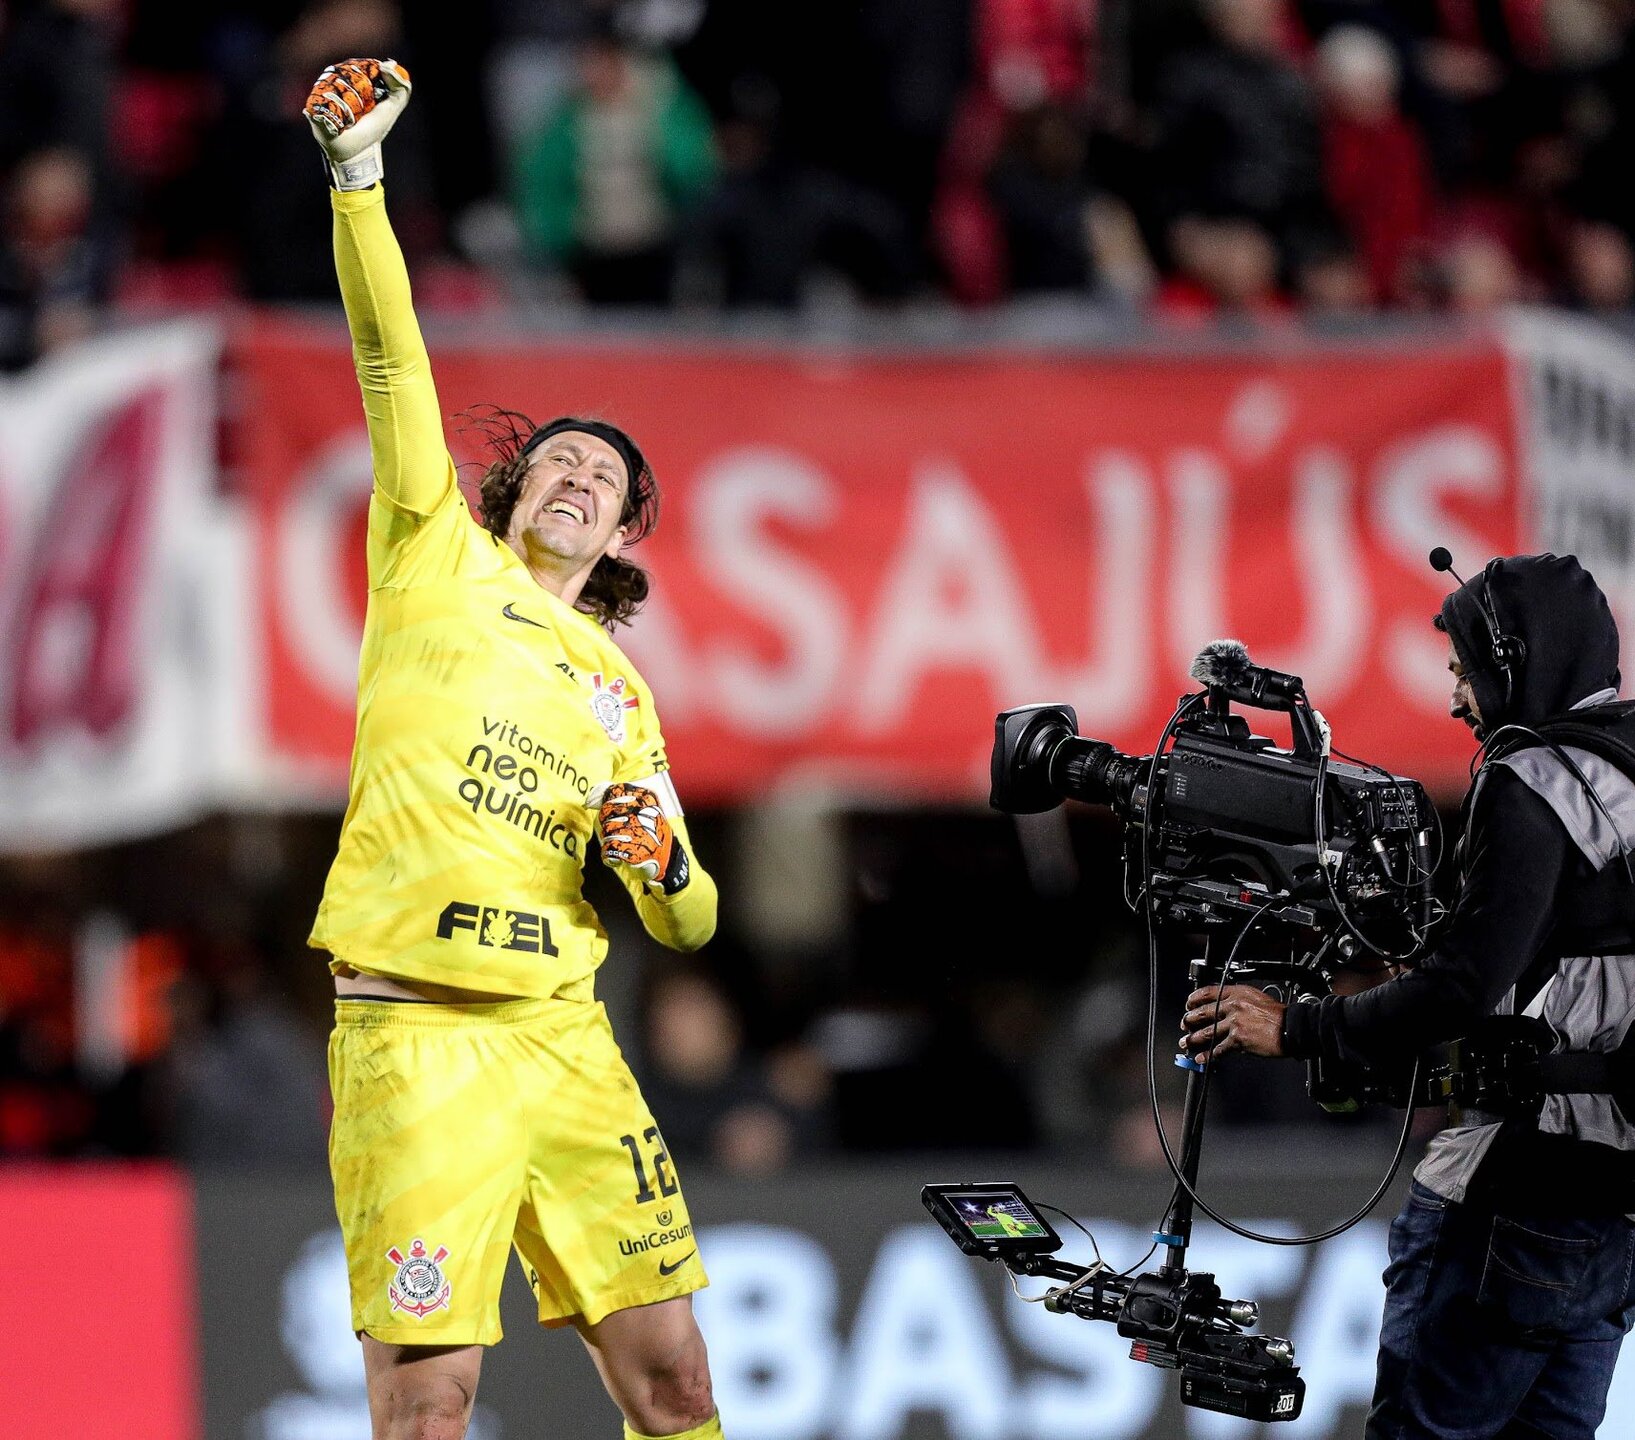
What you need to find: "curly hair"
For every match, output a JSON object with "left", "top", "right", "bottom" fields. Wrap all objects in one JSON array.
[{"left": 459, "top": 406, "right": 659, "bottom": 630}]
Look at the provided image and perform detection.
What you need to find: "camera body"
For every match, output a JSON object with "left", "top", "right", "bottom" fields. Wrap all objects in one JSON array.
[{"left": 991, "top": 699, "right": 1435, "bottom": 950}]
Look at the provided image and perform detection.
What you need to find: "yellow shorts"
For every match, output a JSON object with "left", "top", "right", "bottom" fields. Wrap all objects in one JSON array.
[{"left": 328, "top": 992, "right": 706, "bottom": 1346}]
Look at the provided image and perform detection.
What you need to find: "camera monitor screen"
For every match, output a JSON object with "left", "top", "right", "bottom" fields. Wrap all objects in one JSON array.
[{"left": 921, "top": 1183, "right": 1063, "bottom": 1256}]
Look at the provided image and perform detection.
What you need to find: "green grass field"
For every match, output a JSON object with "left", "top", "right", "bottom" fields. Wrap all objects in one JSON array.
[{"left": 966, "top": 1217, "right": 1048, "bottom": 1239}]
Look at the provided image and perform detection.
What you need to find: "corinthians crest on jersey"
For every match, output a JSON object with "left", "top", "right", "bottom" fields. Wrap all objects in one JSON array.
[
  {"left": 589, "top": 672, "right": 639, "bottom": 743},
  {"left": 386, "top": 1238, "right": 452, "bottom": 1319}
]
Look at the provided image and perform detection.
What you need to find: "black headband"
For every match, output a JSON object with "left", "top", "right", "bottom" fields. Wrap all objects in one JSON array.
[
  {"left": 521, "top": 418, "right": 644, "bottom": 490},
  {"left": 519, "top": 416, "right": 657, "bottom": 543}
]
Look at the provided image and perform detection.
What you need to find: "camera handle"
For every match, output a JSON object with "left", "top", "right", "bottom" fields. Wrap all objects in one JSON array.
[
  {"left": 1153, "top": 955, "right": 1221, "bottom": 1274},
  {"left": 1201, "top": 675, "right": 1326, "bottom": 759}
]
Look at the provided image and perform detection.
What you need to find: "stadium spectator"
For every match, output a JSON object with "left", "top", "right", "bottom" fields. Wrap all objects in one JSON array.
[
  {"left": 1563, "top": 218, "right": 1635, "bottom": 313},
  {"left": 0, "top": 879, "right": 85, "bottom": 1155},
  {"left": 512, "top": 20, "right": 716, "bottom": 304},
  {"left": 689, "top": 94, "right": 918, "bottom": 310},
  {"left": 639, "top": 965, "right": 827, "bottom": 1174},
  {"left": 1156, "top": 213, "right": 1292, "bottom": 325},
  {"left": 1436, "top": 228, "right": 1526, "bottom": 314},
  {"left": 0, "top": 146, "right": 108, "bottom": 371},
  {"left": 1315, "top": 24, "right": 1433, "bottom": 305},
  {"left": 159, "top": 942, "right": 328, "bottom": 1167},
  {"left": 224, "top": 0, "right": 437, "bottom": 302},
  {"left": 0, "top": 0, "right": 119, "bottom": 178},
  {"left": 1293, "top": 234, "right": 1373, "bottom": 319},
  {"left": 977, "top": 0, "right": 1096, "bottom": 110},
  {"left": 1151, "top": 0, "right": 1330, "bottom": 271},
  {"left": 987, "top": 100, "right": 1155, "bottom": 305}
]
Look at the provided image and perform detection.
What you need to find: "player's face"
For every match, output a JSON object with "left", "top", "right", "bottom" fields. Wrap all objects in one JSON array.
[
  {"left": 510, "top": 431, "right": 629, "bottom": 570},
  {"left": 1448, "top": 641, "right": 1483, "bottom": 738}
]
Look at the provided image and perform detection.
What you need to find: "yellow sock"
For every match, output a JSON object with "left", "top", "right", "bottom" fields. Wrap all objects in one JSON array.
[{"left": 623, "top": 1415, "right": 723, "bottom": 1440}]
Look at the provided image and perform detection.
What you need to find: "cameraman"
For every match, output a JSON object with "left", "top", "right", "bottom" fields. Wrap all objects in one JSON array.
[{"left": 1181, "top": 554, "right": 1635, "bottom": 1440}]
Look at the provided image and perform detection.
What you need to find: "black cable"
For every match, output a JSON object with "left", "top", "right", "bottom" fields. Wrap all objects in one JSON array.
[
  {"left": 1331, "top": 745, "right": 1447, "bottom": 892},
  {"left": 1144, "top": 900, "right": 1422, "bottom": 1246},
  {"left": 1117, "top": 1237, "right": 1163, "bottom": 1277},
  {"left": 1036, "top": 1195, "right": 1176, "bottom": 1278},
  {"left": 1126, "top": 692, "right": 1423, "bottom": 1246},
  {"left": 1312, "top": 751, "right": 1427, "bottom": 963},
  {"left": 1035, "top": 1201, "right": 1104, "bottom": 1267}
]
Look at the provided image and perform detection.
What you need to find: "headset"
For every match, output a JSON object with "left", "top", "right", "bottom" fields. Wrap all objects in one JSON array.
[
  {"left": 1429, "top": 547, "right": 1528, "bottom": 709},
  {"left": 1430, "top": 547, "right": 1633, "bottom": 879}
]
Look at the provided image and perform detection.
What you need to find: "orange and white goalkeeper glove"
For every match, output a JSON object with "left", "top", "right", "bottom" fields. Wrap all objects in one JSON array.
[
  {"left": 303, "top": 57, "right": 412, "bottom": 191},
  {"left": 589, "top": 781, "right": 691, "bottom": 895}
]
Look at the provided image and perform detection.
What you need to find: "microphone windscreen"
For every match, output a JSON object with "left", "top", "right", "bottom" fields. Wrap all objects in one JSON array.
[
  {"left": 1428, "top": 546, "right": 1453, "bottom": 573},
  {"left": 1189, "top": 638, "right": 1253, "bottom": 688}
]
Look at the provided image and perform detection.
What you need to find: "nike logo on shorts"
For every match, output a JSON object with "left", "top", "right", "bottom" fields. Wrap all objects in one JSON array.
[
  {"left": 658, "top": 1250, "right": 695, "bottom": 1277},
  {"left": 502, "top": 603, "right": 548, "bottom": 629}
]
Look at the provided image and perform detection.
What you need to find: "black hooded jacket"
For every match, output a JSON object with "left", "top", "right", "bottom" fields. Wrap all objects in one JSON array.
[{"left": 1282, "top": 554, "right": 1634, "bottom": 1077}]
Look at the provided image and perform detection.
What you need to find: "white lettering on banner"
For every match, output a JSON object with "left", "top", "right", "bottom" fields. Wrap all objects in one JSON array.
[
  {"left": 0, "top": 321, "right": 225, "bottom": 851},
  {"left": 1179, "top": 1225, "right": 1305, "bottom": 1439},
  {"left": 277, "top": 432, "right": 374, "bottom": 707},
  {"left": 1167, "top": 446, "right": 1231, "bottom": 678},
  {"left": 247, "top": 339, "right": 1546, "bottom": 804},
  {"left": 692, "top": 1218, "right": 1405, "bottom": 1439},
  {"left": 621, "top": 584, "right": 698, "bottom": 723},
  {"left": 1225, "top": 379, "right": 1293, "bottom": 460},
  {"left": 693, "top": 1224, "right": 840, "bottom": 1440},
  {"left": 1272, "top": 447, "right": 1371, "bottom": 697},
  {"left": 690, "top": 448, "right": 845, "bottom": 736},
  {"left": 1050, "top": 456, "right": 1155, "bottom": 730},
  {"left": 1283, "top": 1228, "right": 1387, "bottom": 1438},
  {"left": 1165, "top": 443, "right": 1372, "bottom": 700},
  {"left": 837, "top": 1226, "right": 1013, "bottom": 1439},
  {"left": 857, "top": 462, "right": 1044, "bottom": 735},
  {"left": 1372, "top": 425, "right": 1507, "bottom": 712},
  {"left": 1007, "top": 1221, "right": 1163, "bottom": 1439}
]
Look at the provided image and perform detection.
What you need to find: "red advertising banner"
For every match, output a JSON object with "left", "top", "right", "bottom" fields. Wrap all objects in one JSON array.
[
  {"left": 10, "top": 1164, "right": 200, "bottom": 1439},
  {"left": 236, "top": 321, "right": 1522, "bottom": 803}
]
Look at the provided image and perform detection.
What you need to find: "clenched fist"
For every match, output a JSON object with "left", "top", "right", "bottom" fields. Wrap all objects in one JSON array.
[
  {"left": 590, "top": 781, "right": 691, "bottom": 895},
  {"left": 304, "top": 57, "right": 412, "bottom": 191}
]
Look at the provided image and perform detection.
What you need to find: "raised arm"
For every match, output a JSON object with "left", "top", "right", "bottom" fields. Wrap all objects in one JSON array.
[{"left": 306, "top": 59, "right": 454, "bottom": 518}]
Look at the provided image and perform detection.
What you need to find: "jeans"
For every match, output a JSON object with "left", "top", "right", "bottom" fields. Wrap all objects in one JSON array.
[{"left": 1368, "top": 1181, "right": 1635, "bottom": 1438}]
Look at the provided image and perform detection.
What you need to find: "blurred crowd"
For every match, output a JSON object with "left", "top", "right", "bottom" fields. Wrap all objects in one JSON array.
[
  {"left": 0, "top": 0, "right": 1573, "bottom": 1171},
  {"left": 0, "top": 804, "right": 1393, "bottom": 1172},
  {"left": 4, "top": 0, "right": 1635, "bottom": 369}
]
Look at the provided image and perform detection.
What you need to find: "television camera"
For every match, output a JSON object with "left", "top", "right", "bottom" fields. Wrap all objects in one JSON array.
[{"left": 925, "top": 640, "right": 1447, "bottom": 1423}]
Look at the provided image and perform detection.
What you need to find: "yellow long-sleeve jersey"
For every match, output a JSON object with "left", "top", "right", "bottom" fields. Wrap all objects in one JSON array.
[{"left": 308, "top": 185, "right": 715, "bottom": 998}]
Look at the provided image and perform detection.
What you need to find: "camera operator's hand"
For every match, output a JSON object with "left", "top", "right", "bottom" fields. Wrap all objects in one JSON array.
[{"left": 1181, "top": 984, "right": 1285, "bottom": 1059}]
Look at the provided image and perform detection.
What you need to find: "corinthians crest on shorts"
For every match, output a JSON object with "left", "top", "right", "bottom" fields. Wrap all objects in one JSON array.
[
  {"left": 386, "top": 1238, "right": 452, "bottom": 1319},
  {"left": 589, "top": 672, "right": 639, "bottom": 743}
]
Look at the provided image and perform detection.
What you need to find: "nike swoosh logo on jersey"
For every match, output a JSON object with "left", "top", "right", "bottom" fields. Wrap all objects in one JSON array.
[
  {"left": 501, "top": 602, "right": 549, "bottom": 629},
  {"left": 658, "top": 1249, "right": 696, "bottom": 1277}
]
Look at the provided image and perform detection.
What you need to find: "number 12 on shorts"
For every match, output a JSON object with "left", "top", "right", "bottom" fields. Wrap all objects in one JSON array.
[{"left": 620, "top": 1126, "right": 679, "bottom": 1204}]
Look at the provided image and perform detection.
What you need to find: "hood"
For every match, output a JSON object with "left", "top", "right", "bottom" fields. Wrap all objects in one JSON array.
[{"left": 1437, "top": 553, "right": 1620, "bottom": 731}]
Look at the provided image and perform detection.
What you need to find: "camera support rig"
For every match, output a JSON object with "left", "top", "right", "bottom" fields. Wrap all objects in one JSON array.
[
  {"left": 925, "top": 926, "right": 1313, "bottom": 1419},
  {"left": 923, "top": 1019, "right": 1307, "bottom": 1422},
  {"left": 929, "top": 649, "right": 1444, "bottom": 1423}
]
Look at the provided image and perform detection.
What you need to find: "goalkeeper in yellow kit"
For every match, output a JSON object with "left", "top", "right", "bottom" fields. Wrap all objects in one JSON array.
[{"left": 303, "top": 58, "right": 723, "bottom": 1440}]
